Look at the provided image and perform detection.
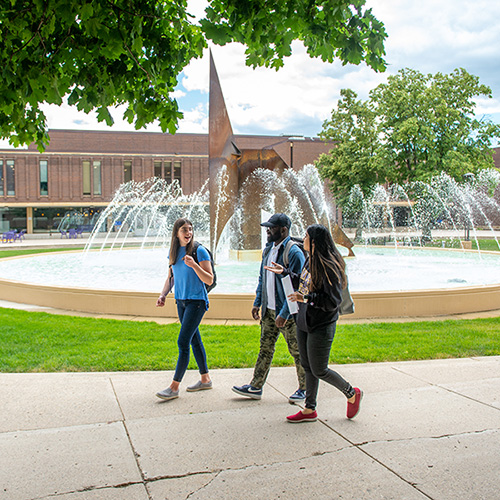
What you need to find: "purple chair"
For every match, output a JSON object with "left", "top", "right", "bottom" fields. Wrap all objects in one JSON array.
[
  {"left": 14, "top": 229, "right": 26, "bottom": 242},
  {"left": 68, "top": 228, "right": 78, "bottom": 239},
  {"left": 2, "top": 231, "right": 15, "bottom": 243}
]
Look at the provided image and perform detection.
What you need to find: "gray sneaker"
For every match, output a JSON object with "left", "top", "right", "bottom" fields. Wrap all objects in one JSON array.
[
  {"left": 186, "top": 380, "right": 213, "bottom": 392},
  {"left": 156, "top": 387, "right": 179, "bottom": 400}
]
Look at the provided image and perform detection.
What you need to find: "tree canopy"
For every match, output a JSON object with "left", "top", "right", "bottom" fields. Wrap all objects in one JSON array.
[
  {"left": 317, "top": 68, "right": 500, "bottom": 205},
  {"left": 0, "top": 0, "right": 387, "bottom": 151}
]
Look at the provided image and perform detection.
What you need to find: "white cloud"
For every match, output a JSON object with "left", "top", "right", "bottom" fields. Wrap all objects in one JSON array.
[
  {"left": 171, "top": 89, "right": 186, "bottom": 99},
  {"left": 475, "top": 96, "right": 500, "bottom": 117},
  {"left": 177, "top": 104, "right": 208, "bottom": 133}
]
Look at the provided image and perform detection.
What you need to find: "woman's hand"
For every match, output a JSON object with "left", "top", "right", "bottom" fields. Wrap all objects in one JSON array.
[
  {"left": 183, "top": 255, "right": 195, "bottom": 268},
  {"left": 184, "top": 255, "right": 213, "bottom": 286},
  {"left": 288, "top": 291, "right": 305, "bottom": 303},
  {"left": 264, "top": 261, "right": 284, "bottom": 274}
]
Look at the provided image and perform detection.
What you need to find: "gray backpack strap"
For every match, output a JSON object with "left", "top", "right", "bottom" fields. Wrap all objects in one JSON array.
[{"left": 283, "top": 239, "right": 295, "bottom": 268}]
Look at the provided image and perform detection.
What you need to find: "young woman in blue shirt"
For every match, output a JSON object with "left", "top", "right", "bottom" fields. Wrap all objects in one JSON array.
[{"left": 155, "top": 218, "right": 214, "bottom": 400}]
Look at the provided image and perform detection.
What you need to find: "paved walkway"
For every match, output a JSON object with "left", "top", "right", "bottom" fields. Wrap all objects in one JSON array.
[{"left": 1, "top": 357, "right": 499, "bottom": 500}]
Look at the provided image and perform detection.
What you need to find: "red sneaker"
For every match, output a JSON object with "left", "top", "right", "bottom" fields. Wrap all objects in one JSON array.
[
  {"left": 286, "top": 410, "right": 318, "bottom": 423},
  {"left": 347, "top": 387, "right": 363, "bottom": 419}
]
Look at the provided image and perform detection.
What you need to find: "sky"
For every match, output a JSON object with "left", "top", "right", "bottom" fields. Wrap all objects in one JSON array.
[{"left": 4, "top": 0, "right": 500, "bottom": 146}]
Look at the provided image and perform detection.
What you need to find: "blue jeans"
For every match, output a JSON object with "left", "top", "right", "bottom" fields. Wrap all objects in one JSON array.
[
  {"left": 296, "top": 322, "right": 354, "bottom": 410},
  {"left": 173, "top": 300, "right": 208, "bottom": 382}
]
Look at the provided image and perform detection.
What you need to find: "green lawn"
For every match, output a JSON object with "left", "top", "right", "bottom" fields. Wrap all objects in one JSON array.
[
  {"left": 1, "top": 245, "right": 499, "bottom": 372},
  {"left": 425, "top": 238, "right": 500, "bottom": 251},
  {"left": 0, "top": 307, "right": 499, "bottom": 372},
  {"left": 471, "top": 239, "right": 500, "bottom": 251},
  {"left": 0, "top": 247, "right": 85, "bottom": 259}
]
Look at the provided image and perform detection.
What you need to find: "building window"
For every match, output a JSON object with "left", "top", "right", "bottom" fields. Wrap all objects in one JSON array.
[
  {"left": 32, "top": 206, "right": 102, "bottom": 233},
  {"left": 83, "top": 161, "right": 91, "bottom": 195},
  {"left": 162, "top": 161, "right": 171, "bottom": 183},
  {"left": 93, "top": 161, "right": 101, "bottom": 195},
  {"left": 124, "top": 161, "right": 132, "bottom": 183},
  {"left": 154, "top": 160, "right": 162, "bottom": 178},
  {"left": 0, "top": 160, "right": 3, "bottom": 196},
  {"left": 153, "top": 160, "right": 180, "bottom": 184},
  {"left": 173, "top": 161, "right": 182, "bottom": 187},
  {"left": 83, "top": 160, "right": 102, "bottom": 196},
  {"left": 0, "top": 206, "right": 26, "bottom": 232},
  {"left": 6, "top": 160, "right": 15, "bottom": 196},
  {"left": 40, "top": 160, "right": 48, "bottom": 196},
  {"left": 154, "top": 160, "right": 181, "bottom": 184}
]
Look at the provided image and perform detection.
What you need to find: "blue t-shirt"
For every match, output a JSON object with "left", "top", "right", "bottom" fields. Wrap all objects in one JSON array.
[{"left": 171, "top": 245, "right": 210, "bottom": 309}]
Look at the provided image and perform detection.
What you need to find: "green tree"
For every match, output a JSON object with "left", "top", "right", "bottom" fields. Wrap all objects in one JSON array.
[
  {"left": 317, "top": 68, "right": 500, "bottom": 203},
  {"left": 317, "top": 88, "right": 383, "bottom": 205},
  {"left": 372, "top": 68, "right": 499, "bottom": 183},
  {"left": 0, "top": 0, "right": 387, "bottom": 151}
]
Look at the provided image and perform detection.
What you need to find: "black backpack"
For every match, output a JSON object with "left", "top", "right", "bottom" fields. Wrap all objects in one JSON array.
[
  {"left": 192, "top": 241, "right": 217, "bottom": 293},
  {"left": 283, "top": 236, "right": 308, "bottom": 267}
]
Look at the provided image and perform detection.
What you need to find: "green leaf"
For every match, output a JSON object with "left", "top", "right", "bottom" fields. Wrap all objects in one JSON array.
[{"left": 80, "top": 3, "right": 94, "bottom": 21}]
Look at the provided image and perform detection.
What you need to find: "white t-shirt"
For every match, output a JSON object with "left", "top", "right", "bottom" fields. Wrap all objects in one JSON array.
[{"left": 266, "top": 241, "right": 283, "bottom": 311}]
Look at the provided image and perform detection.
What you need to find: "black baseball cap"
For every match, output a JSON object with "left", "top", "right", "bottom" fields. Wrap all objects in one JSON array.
[{"left": 260, "top": 213, "right": 291, "bottom": 229}]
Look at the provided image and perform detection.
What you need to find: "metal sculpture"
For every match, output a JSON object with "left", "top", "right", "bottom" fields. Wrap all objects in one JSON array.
[{"left": 208, "top": 51, "right": 354, "bottom": 256}]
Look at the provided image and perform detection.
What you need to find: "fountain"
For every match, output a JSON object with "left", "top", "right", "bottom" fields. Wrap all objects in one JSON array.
[
  {"left": 1, "top": 54, "right": 500, "bottom": 320},
  {"left": 1, "top": 165, "right": 500, "bottom": 319},
  {"left": 344, "top": 169, "right": 500, "bottom": 250}
]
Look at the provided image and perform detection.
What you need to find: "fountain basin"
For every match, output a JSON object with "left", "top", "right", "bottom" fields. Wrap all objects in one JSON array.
[
  {"left": 2, "top": 278, "right": 500, "bottom": 320},
  {"left": 1, "top": 247, "right": 500, "bottom": 319}
]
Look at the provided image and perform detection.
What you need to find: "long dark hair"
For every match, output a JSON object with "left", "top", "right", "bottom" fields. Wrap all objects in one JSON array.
[
  {"left": 307, "top": 224, "right": 347, "bottom": 291},
  {"left": 169, "top": 218, "right": 194, "bottom": 266}
]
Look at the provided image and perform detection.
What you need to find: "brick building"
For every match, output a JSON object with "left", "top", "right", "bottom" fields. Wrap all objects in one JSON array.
[{"left": 0, "top": 129, "right": 332, "bottom": 234}]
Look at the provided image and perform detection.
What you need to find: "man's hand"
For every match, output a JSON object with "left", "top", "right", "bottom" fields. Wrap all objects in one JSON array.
[
  {"left": 156, "top": 295, "right": 166, "bottom": 307},
  {"left": 264, "top": 261, "right": 284, "bottom": 274},
  {"left": 275, "top": 315, "right": 286, "bottom": 328},
  {"left": 251, "top": 306, "right": 260, "bottom": 321}
]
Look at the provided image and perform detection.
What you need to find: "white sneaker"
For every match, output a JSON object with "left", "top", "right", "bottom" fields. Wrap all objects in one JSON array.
[
  {"left": 156, "top": 387, "right": 179, "bottom": 400},
  {"left": 186, "top": 380, "right": 213, "bottom": 392}
]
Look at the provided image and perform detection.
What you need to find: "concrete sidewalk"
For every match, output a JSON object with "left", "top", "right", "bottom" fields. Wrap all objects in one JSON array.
[{"left": 1, "top": 357, "right": 499, "bottom": 500}]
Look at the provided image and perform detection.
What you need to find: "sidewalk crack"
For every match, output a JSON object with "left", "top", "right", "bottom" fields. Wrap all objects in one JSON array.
[
  {"left": 109, "top": 377, "right": 153, "bottom": 500},
  {"left": 185, "top": 471, "right": 222, "bottom": 499}
]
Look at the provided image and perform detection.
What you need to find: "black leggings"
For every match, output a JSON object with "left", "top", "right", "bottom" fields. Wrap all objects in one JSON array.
[{"left": 296, "top": 323, "right": 355, "bottom": 410}]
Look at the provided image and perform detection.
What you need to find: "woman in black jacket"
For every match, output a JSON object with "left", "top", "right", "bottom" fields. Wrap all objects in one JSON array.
[{"left": 266, "top": 224, "right": 362, "bottom": 423}]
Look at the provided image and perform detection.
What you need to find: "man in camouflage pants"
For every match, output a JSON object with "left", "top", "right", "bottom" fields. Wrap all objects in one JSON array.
[{"left": 232, "top": 213, "right": 306, "bottom": 403}]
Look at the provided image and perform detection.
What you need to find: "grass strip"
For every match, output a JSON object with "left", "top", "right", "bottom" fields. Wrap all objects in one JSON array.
[
  {"left": 0, "top": 308, "right": 499, "bottom": 373},
  {"left": 425, "top": 239, "right": 500, "bottom": 251},
  {"left": 0, "top": 248, "right": 86, "bottom": 259}
]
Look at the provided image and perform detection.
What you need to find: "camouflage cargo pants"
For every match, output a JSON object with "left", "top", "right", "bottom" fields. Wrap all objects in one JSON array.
[{"left": 250, "top": 309, "right": 306, "bottom": 390}]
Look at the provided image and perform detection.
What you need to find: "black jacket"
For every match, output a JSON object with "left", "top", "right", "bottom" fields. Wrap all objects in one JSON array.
[{"left": 288, "top": 259, "right": 343, "bottom": 332}]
